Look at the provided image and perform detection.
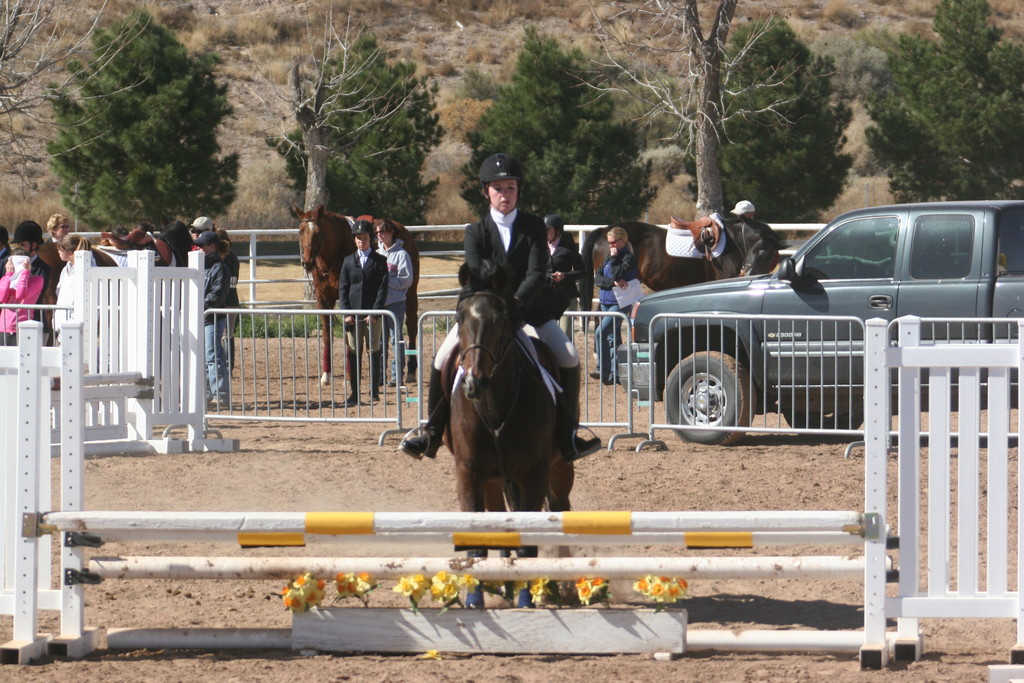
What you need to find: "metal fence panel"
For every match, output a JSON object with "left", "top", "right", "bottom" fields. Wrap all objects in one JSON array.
[{"left": 206, "top": 308, "right": 404, "bottom": 442}]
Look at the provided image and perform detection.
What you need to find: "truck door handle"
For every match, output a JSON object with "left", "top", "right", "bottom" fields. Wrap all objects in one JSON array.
[{"left": 869, "top": 294, "right": 893, "bottom": 309}]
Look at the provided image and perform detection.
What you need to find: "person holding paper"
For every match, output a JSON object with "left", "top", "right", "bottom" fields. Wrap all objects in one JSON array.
[
  {"left": 0, "top": 247, "right": 46, "bottom": 346},
  {"left": 592, "top": 226, "right": 638, "bottom": 386}
]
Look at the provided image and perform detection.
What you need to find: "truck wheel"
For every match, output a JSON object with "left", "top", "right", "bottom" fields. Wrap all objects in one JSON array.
[{"left": 665, "top": 351, "right": 751, "bottom": 446}]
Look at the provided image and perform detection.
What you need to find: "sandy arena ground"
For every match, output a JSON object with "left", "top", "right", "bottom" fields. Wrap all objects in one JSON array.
[{"left": 2, "top": 410, "right": 1017, "bottom": 682}]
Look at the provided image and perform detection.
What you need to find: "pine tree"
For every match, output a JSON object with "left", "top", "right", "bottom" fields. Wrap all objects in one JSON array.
[
  {"left": 461, "top": 28, "right": 654, "bottom": 223},
  {"left": 275, "top": 32, "right": 442, "bottom": 224},
  {"left": 718, "top": 20, "right": 852, "bottom": 222},
  {"left": 866, "top": 0, "right": 1024, "bottom": 201},
  {"left": 48, "top": 9, "right": 238, "bottom": 228}
]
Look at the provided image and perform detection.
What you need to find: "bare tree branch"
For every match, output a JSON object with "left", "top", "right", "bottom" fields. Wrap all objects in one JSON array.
[
  {"left": 589, "top": 0, "right": 795, "bottom": 215},
  {"left": 0, "top": 0, "right": 135, "bottom": 179},
  {"left": 248, "top": 4, "right": 420, "bottom": 211}
]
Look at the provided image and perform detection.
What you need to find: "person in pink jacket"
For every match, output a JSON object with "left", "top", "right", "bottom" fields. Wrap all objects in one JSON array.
[{"left": 0, "top": 247, "right": 45, "bottom": 346}]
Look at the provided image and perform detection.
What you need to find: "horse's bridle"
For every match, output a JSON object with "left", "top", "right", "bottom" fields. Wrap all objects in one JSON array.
[
  {"left": 456, "top": 292, "right": 516, "bottom": 383},
  {"left": 299, "top": 219, "right": 333, "bottom": 280}
]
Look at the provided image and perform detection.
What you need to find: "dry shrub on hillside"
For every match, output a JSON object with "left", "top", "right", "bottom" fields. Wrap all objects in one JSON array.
[
  {"left": 425, "top": 172, "right": 474, "bottom": 226},
  {"left": 223, "top": 159, "right": 297, "bottom": 231},
  {"left": 437, "top": 98, "right": 491, "bottom": 143},
  {"left": 822, "top": 0, "right": 864, "bottom": 29}
]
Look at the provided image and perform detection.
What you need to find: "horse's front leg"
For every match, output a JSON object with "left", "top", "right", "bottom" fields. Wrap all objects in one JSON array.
[
  {"left": 320, "top": 313, "right": 332, "bottom": 385},
  {"left": 456, "top": 462, "right": 490, "bottom": 608}
]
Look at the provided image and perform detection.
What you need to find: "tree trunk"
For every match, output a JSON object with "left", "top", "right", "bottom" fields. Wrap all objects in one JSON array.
[
  {"left": 291, "top": 60, "right": 331, "bottom": 212},
  {"left": 302, "top": 127, "right": 330, "bottom": 211}
]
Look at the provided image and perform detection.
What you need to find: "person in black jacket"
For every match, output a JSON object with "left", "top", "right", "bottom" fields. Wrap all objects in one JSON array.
[
  {"left": 400, "top": 153, "right": 600, "bottom": 463},
  {"left": 216, "top": 229, "right": 241, "bottom": 370},
  {"left": 195, "top": 230, "right": 230, "bottom": 405},
  {"left": 339, "top": 219, "right": 389, "bottom": 407},
  {"left": 545, "top": 214, "right": 584, "bottom": 337}
]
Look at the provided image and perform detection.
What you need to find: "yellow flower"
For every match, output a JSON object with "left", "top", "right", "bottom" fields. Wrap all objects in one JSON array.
[
  {"left": 458, "top": 573, "right": 480, "bottom": 591},
  {"left": 529, "top": 578, "right": 549, "bottom": 605},
  {"left": 393, "top": 573, "right": 429, "bottom": 607},
  {"left": 421, "top": 649, "right": 442, "bottom": 660}
]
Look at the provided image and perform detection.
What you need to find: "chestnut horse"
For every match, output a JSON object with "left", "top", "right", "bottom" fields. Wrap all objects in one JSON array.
[
  {"left": 448, "top": 261, "right": 573, "bottom": 607},
  {"left": 579, "top": 218, "right": 784, "bottom": 312},
  {"left": 293, "top": 205, "right": 420, "bottom": 385}
]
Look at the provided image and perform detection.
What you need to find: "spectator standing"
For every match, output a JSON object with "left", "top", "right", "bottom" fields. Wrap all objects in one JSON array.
[
  {"left": 47, "top": 214, "right": 71, "bottom": 243},
  {"left": 593, "top": 226, "right": 638, "bottom": 385},
  {"left": 339, "top": 219, "right": 389, "bottom": 407},
  {"left": 195, "top": 230, "right": 230, "bottom": 405},
  {"left": 216, "top": 229, "right": 240, "bottom": 370},
  {"left": 730, "top": 199, "right": 756, "bottom": 220},
  {"left": 12, "top": 221, "right": 52, "bottom": 340},
  {"left": 53, "top": 234, "right": 94, "bottom": 345},
  {"left": 375, "top": 218, "right": 413, "bottom": 387},
  {"left": 545, "top": 214, "right": 584, "bottom": 338},
  {"left": 0, "top": 248, "right": 45, "bottom": 346}
]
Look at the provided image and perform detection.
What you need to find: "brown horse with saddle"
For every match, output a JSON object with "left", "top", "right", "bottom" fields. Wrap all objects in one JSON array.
[{"left": 579, "top": 214, "right": 784, "bottom": 313}]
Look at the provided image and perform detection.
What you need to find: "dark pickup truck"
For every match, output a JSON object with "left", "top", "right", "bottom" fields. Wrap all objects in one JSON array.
[{"left": 620, "top": 200, "right": 1024, "bottom": 444}]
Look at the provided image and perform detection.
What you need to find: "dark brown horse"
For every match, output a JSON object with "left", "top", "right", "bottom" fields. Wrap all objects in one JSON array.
[
  {"left": 448, "top": 262, "right": 573, "bottom": 607},
  {"left": 579, "top": 218, "right": 784, "bottom": 311},
  {"left": 293, "top": 205, "right": 421, "bottom": 385}
]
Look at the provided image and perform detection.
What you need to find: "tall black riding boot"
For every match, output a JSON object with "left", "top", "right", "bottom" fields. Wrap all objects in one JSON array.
[
  {"left": 399, "top": 366, "right": 448, "bottom": 459},
  {"left": 344, "top": 373, "right": 360, "bottom": 408},
  {"left": 370, "top": 350, "right": 383, "bottom": 402},
  {"left": 344, "top": 350, "right": 360, "bottom": 407},
  {"left": 556, "top": 366, "right": 601, "bottom": 462}
]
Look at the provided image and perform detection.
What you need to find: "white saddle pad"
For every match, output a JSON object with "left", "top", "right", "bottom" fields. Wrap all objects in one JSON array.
[{"left": 663, "top": 222, "right": 727, "bottom": 258}]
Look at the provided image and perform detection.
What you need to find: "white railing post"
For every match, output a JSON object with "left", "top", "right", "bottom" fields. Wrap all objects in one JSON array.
[
  {"left": 187, "top": 250, "right": 205, "bottom": 441},
  {"left": 1016, "top": 319, "right": 1024, "bottom": 662},
  {"left": 861, "top": 317, "right": 890, "bottom": 667},
  {"left": 7, "top": 321, "right": 48, "bottom": 662},
  {"left": 126, "top": 250, "right": 155, "bottom": 442}
]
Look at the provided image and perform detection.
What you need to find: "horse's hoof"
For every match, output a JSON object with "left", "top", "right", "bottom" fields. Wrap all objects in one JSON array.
[
  {"left": 465, "top": 587, "right": 484, "bottom": 609},
  {"left": 320, "top": 372, "right": 330, "bottom": 386},
  {"left": 515, "top": 587, "right": 533, "bottom": 608}
]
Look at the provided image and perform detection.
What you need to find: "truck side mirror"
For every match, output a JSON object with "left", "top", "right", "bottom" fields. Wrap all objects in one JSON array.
[{"left": 776, "top": 257, "right": 797, "bottom": 282}]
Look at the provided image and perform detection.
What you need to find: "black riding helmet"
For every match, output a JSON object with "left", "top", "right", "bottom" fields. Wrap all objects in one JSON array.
[
  {"left": 479, "top": 153, "right": 523, "bottom": 185},
  {"left": 544, "top": 214, "right": 565, "bottom": 234},
  {"left": 12, "top": 220, "right": 43, "bottom": 245}
]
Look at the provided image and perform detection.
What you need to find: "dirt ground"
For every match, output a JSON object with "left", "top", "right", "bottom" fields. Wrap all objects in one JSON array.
[{"left": 2, "top": 413, "right": 1017, "bottom": 683}]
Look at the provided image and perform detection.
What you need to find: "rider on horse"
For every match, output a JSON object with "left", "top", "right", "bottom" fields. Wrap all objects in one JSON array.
[{"left": 399, "top": 153, "right": 601, "bottom": 463}]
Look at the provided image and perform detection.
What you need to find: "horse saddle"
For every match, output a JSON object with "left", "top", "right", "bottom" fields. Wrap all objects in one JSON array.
[
  {"left": 99, "top": 228, "right": 174, "bottom": 266},
  {"left": 669, "top": 215, "right": 721, "bottom": 256}
]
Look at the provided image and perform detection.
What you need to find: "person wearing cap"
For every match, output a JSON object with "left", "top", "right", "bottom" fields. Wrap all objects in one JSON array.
[
  {"left": 0, "top": 247, "right": 45, "bottom": 346},
  {"left": 545, "top": 214, "right": 584, "bottom": 338},
  {"left": 191, "top": 216, "right": 214, "bottom": 234},
  {"left": 730, "top": 200, "right": 756, "bottom": 220},
  {"left": 339, "top": 218, "right": 389, "bottom": 407},
  {"left": 47, "top": 214, "right": 70, "bottom": 243},
  {"left": 399, "top": 153, "right": 601, "bottom": 463},
  {"left": 195, "top": 229, "right": 230, "bottom": 405}
]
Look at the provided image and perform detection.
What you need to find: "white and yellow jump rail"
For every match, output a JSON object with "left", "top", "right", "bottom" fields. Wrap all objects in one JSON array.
[{"left": 10, "top": 315, "right": 1024, "bottom": 670}]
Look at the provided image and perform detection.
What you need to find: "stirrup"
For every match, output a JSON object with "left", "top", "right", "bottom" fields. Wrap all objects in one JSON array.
[
  {"left": 564, "top": 426, "right": 602, "bottom": 463},
  {"left": 399, "top": 427, "right": 436, "bottom": 460}
]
